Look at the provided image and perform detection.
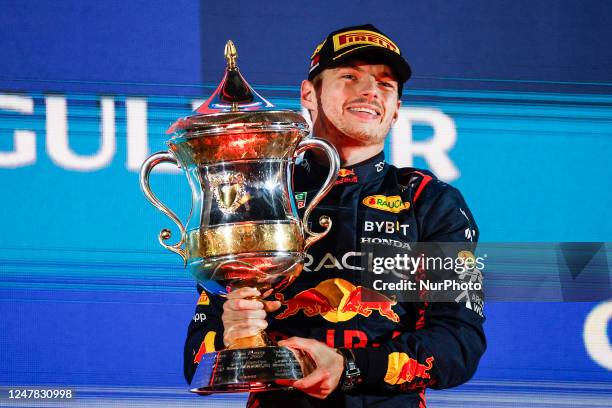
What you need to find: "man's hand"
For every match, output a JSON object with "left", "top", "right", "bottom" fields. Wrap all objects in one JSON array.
[
  {"left": 222, "top": 287, "right": 281, "bottom": 347},
  {"left": 278, "top": 337, "right": 344, "bottom": 399}
]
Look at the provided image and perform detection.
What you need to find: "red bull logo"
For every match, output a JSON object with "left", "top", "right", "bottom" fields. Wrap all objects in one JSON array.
[
  {"left": 335, "top": 168, "right": 358, "bottom": 185},
  {"left": 338, "top": 168, "right": 356, "bottom": 177},
  {"left": 275, "top": 288, "right": 334, "bottom": 319},
  {"left": 275, "top": 278, "right": 399, "bottom": 323},
  {"left": 384, "top": 352, "right": 434, "bottom": 385},
  {"left": 341, "top": 286, "right": 399, "bottom": 322},
  {"left": 399, "top": 356, "right": 434, "bottom": 382}
]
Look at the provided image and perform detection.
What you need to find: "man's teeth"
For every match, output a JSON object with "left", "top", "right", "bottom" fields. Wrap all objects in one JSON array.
[{"left": 349, "top": 107, "right": 378, "bottom": 115}]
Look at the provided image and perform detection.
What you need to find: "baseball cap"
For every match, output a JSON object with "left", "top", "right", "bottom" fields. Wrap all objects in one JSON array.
[{"left": 308, "top": 24, "right": 412, "bottom": 91}]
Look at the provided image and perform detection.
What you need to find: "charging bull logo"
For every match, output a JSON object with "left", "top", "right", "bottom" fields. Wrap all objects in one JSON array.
[
  {"left": 384, "top": 352, "right": 434, "bottom": 385},
  {"left": 275, "top": 278, "right": 399, "bottom": 323},
  {"left": 341, "top": 286, "right": 399, "bottom": 322},
  {"left": 335, "top": 168, "right": 358, "bottom": 185}
]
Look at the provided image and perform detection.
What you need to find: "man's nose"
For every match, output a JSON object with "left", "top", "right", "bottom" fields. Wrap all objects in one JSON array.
[{"left": 358, "top": 76, "right": 379, "bottom": 99}]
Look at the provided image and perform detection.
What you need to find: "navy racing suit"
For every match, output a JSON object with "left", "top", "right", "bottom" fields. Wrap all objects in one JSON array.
[{"left": 184, "top": 151, "right": 486, "bottom": 408}]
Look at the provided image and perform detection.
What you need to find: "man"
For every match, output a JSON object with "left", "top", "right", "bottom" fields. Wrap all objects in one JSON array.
[{"left": 184, "top": 24, "right": 486, "bottom": 407}]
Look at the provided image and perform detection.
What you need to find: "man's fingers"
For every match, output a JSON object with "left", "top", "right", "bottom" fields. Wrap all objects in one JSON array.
[
  {"left": 263, "top": 300, "right": 281, "bottom": 312},
  {"left": 279, "top": 337, "right": 318, "bottom": 354},
  {"left": 276, "top": 337, "right": 343, "bottom": 399},
  {"left": 223, "top": 321, "right": 268, "bottom": 345},
  {"left": 224, "top": 320, "right": 268, "bottom": 333},
  {"left": 226, "top": 287, "right": 260, "bottom": 300},
  {"left": 224, "top": 298, "right": 264, "bottom": 312},
  {"left": 222, "top": 308, "right": 266, "bottom": 322},
  {"left": 274, "top": 379, "right": 295, "bottom": 387},
  {"left": 293, "top": 368, "right": 329, "bottom": 390},
  {"left": 224, "top": 327, "right": 265, "bottom": 342}
]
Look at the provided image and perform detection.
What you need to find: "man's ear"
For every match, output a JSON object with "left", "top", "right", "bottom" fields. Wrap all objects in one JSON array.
[{"left": 301, "top": 79, "right": 317, "bottom": 113}]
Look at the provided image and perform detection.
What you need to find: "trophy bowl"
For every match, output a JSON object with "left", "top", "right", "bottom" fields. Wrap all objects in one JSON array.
[{"left": 139, "top": 41, "right": 340, "bottom": 394}]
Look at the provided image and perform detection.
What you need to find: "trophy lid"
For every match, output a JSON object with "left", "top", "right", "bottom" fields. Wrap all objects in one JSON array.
[{"left": 167, "top": 40, "right": 307, "bottom": 138}]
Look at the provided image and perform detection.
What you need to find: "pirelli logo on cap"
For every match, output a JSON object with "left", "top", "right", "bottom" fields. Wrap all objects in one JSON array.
[{"left": 332, "top": 30, "right": 400, "bottom": 54}]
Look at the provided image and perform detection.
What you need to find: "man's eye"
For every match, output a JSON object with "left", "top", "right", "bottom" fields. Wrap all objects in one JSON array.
[
  {"left": 342, "top": 74, "right": 356, "bottom": 80},
  {"left": 379, "top": 82, "right": 394, "bottom": 88}
]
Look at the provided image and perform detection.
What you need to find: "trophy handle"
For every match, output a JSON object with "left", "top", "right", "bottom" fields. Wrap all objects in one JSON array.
[
  {"left": 139, "top": 151, "right": 188, "bottom": 263},
  {"left": 292, "top": 138, "right": 340, "bottom": 251}
]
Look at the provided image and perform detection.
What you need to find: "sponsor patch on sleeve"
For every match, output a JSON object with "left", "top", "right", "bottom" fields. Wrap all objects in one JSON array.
[{"left": 384, "top": 352, "right": 434, "bottom": 385}]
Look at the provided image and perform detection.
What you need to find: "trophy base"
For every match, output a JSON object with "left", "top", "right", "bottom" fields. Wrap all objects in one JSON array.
[{"left": 190, "top": 346, "right": 309, "bottom": 395}]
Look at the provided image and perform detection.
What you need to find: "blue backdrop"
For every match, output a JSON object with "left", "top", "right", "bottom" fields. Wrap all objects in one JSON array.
[{"left": 1, "top": 1, "right": 611, "bottom": 406}]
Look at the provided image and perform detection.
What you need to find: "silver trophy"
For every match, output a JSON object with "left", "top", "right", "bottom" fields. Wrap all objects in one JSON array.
[{"left": 140, "top": 41, "right": 339, "bottom": 393}]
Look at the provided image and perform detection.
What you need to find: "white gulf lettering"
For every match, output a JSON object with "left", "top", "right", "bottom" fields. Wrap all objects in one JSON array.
[
  {"left": 127, "top": 98, "right": 180, "bottom": 173},
  {"left": 46, "top": 95, "right": 115, "bottom": 171},
  {"left": 0, "top": 94, "right": 36, "bottom": 168},
  {"left": 126, "top": 97, "right": 149, "bottom": 171}
]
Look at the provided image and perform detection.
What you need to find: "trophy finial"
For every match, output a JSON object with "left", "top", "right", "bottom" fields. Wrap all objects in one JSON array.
[
  {"left": 225, "top": 40, "right": 237, "bottom": 70},
  {"left": 181, "top": 39, "right": 276, "bottom": 115}
]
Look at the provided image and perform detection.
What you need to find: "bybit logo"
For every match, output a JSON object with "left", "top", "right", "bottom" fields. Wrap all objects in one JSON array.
[{"left": 364, "top": 220, "right": 410, "bottom": 235}]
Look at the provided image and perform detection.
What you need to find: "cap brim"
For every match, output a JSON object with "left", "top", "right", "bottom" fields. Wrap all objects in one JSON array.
[{"left": 331, "top": 46, "right": 412, "bottom": 83}]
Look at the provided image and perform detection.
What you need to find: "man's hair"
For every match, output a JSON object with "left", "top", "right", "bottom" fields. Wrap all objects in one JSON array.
[{"left": 311, "top": 74, "right": 323, "bottom": 92}]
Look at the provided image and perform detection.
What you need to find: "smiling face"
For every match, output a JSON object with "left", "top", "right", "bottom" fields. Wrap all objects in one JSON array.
[{"left": 302, "top": 60, "right": 401, "bottom": 149}]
